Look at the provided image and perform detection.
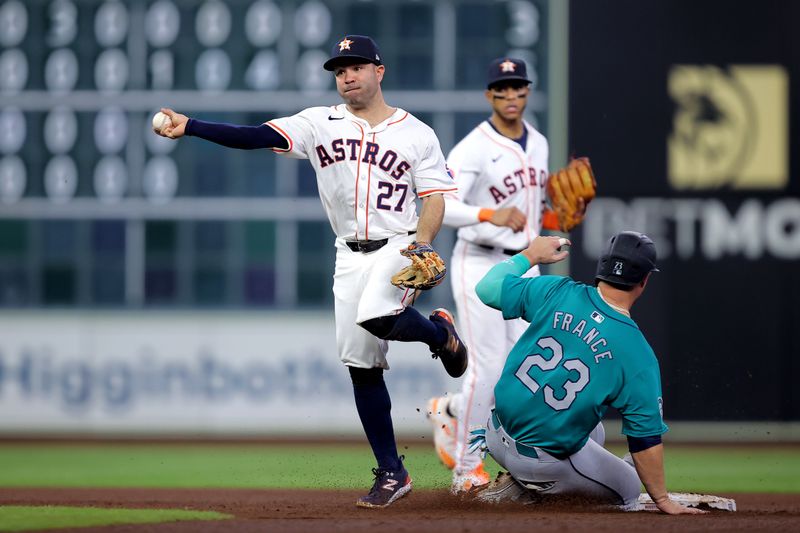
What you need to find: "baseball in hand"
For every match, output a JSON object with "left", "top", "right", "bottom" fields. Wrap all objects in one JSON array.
[
  {"left": 152, "top": 111, "right": 172, "bottom": 133},
  {"left": 558, "top": 238, "right": 569, "bottom": 247}
]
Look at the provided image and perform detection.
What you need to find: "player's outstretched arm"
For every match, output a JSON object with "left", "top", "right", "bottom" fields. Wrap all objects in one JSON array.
[
  {"left": 475, "top": 236, "right": 569, "bottom": 309},
  {"left": 631, "top": 444, "right": 708, "bottom": 515},
  {"left": 153, "top": 108, "right": 289, "bottom": 151},
  {"left": 475, "top": 254, "right": 529, "bottom": 309}
]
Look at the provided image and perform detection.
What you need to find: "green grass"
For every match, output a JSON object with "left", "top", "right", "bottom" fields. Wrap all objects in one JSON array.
[
  {"left": 0, "top": 442, "right": 797, "bottom": 493},
  {"left": 0, "top": 443, "right": 452, "bottom": 489},
  {"left": 0, "top": 443, "right": 473, "bottom": 490},
  {"left": 0, "top": 443, "right": 797, "bottom": 530},
  {"left": 0, "top": 506, "right": 230, "bottom": 532},
  {"left": 663, "top": 447, "right": 800, "bottom": 493}
]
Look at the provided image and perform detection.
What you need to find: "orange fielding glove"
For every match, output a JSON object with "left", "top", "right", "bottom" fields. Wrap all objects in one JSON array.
[{"left": 546, "top": 157, "right": 597, "bottom": 232}]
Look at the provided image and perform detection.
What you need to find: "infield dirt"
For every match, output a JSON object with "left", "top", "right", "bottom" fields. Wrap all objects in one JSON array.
[{"left": 1, "top": 488, "right": 798, "bottom": 532}]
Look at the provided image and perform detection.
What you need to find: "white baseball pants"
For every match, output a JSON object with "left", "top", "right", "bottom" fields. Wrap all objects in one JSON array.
[
  {"left": 332, "top": 233, "right": 417, "bottom": 369},
  {"left": 448, "top": 239, "right": 537, "bottom": 473}
]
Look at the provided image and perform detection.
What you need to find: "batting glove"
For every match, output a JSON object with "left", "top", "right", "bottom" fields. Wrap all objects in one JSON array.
[{"left": 468, "top": 426, "right": 487, "bottom": 458}]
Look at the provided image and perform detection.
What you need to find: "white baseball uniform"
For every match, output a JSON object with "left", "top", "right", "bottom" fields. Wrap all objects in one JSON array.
[
  {"left": 443, "top": 119, "right": 549, "bottom": 474},
  {"left": 267, "top": 104, "right": 457, "bottom": 369}
]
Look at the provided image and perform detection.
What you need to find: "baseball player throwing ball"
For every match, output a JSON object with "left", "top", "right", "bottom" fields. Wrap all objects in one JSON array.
[
  {"left": 153, "top": 35, "right": 468, "bottom": 509},
  {"left": 469, "top": 232, "right": 706, "bottom": 515},
  {"left": 426, "top": 58, "right": 567, "bottom": 493}
]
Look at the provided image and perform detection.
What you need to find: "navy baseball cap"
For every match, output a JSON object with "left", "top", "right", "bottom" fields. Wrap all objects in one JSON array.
[
  {"left": 487, "top": 57, "right": 531, "bottom": 89},
  {"left": 324, "top": 35, "right": 383, "bottom": 71},
  {"left": 595, "top": 231, "right": 660, "bottom": 286}
]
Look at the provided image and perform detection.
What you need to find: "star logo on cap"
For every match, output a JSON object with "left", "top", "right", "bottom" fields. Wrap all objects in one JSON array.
[
  {"left": 338, "top": 38, "right": 354, "bottom": 51},
  {"left": 500, "top": 59, "right": 517, "bottom": 73}
]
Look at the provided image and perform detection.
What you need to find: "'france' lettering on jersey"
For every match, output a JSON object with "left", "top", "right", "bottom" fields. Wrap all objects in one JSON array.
[{"left": 493, "top": 275, "right": 668, "bottom": 457}]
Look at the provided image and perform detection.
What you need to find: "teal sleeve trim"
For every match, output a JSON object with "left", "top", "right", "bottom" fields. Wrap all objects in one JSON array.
[{"left": 475, "top": 254, "right": 532, "bottom": 309}]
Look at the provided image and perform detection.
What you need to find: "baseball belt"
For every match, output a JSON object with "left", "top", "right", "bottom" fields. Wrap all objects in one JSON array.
[
  {"left": 477, "top": 243, "right": 525, "bottom": 256},
  {"left": 345, "top": 238, "right": 388, "bottom": 253},
  {"left": 346, "top": 231, "right": 416, "bottom": 253}
]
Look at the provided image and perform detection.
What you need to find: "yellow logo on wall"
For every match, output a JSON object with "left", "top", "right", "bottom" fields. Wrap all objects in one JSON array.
[{"left": 668, "top": 65, "right": 788, "bottom": 189}]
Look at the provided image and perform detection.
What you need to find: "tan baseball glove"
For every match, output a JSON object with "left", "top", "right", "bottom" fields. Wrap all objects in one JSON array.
[
  {"left": 546, "top": 157, "right": 597, "bottom": 232},
  {"left": 390, "top": 242, "right": 446, "bottom": 290}
]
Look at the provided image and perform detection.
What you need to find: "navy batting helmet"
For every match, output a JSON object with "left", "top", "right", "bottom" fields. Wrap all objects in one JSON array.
[{"left": 595, "top": 231, "right": 659, "bottom": 286}]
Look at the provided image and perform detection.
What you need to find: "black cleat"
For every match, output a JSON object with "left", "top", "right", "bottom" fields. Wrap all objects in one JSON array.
[{"left": 429, "top": 308, "right": 468, "bottom": 378}]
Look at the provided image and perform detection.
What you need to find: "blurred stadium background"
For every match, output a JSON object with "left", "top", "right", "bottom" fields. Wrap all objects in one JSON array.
[{"left": 0, "top": 0, "right": 797, "bottom": 441}]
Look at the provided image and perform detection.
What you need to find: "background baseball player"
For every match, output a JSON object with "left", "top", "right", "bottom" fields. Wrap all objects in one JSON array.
[
  {"left": 469, "top": 232, "right": 706, "bottom": 515},
  {"left": 153, "top": 34, "right": 468, "bottom": 509},
  {"left": 426, "top": 57, "right": 564, "bottom": 493}
]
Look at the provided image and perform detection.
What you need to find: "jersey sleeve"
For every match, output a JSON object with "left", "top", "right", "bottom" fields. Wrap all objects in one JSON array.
[
  {"left": 612, "top": 361, "right": 669, "bottom": 437},
  {"left": 442, "top": 139, "right": 484, "bottom": 226},
  {"left": 264, "top": 109, "right": 317, "bottom": 160},
  {"left": 442, "top": 195, "right": 483, "bottom": 227},
  {"left": 415, "top": 129, "right": 458, "bottom": 198},
  {"left": 446, "top": 139, "right": 481, "bottom": 201},
  {"left": 500, "top": 275, "right": 570, "bottom": 322}
]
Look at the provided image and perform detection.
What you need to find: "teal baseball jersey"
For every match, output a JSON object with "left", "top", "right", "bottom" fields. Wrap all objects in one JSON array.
[{"left": 493, "top": 275, "right": 668, "bottom": 457}]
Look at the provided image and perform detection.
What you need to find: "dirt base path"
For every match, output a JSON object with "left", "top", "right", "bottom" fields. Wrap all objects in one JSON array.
[{"left": 1, "top": 488, "right": 798, "bottom": 532}]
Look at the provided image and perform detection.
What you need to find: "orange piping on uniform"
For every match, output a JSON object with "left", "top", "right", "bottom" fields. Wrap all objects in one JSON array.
[
  {"left": 353, "top": 122, "right": 366, "bottom": 240},
  {"left": 400, "top": 286, "right": 412, "bottom": 306},
  {"left": 387, "top": 111, "right": 409, "bottom": 127},
  {"left": 365, "top": 132, "right": 376, "bottom": 239},
  {"left": 419, "top": 187, "right": 458, "bottom": 197},
  {"left": 456, "top": 240, "right": 480, "bottom": 468},
  {"left": 265, "top": 121, "right": 293, "bottom": 153}
]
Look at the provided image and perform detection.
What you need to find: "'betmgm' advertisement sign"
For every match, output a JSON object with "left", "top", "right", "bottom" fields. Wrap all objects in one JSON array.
[
  {"left": 569, "top": 0, "right": 799, "bottom": 420},
  {"left": 579, "top": 62, "right": 795, "bottom": 261},
  {"left": 668, "top": 65, "right": 788, "bottom": 191}
]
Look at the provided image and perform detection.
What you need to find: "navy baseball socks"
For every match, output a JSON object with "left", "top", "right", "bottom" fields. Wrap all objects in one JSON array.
[
  {"left": 349, "top": 367, "right": 413, "bottom": 508},
  {"left": 359, "top": 307, "right": 469, "bottom": 378},
  {"left": 349, "top": 308, "right": 469, "bottom": 508}
]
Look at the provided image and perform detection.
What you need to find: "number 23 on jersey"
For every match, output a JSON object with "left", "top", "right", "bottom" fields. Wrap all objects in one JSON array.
[{"left": 514, "top": 336, "right": 590, "bottom": 411}]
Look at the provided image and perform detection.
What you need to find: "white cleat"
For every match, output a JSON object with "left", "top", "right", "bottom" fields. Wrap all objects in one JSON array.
[
  {"left": 426, "top": 396, "right": 457, "bottom": 469},
  {"left": 451, "top": 463, "right": 491, "bottom": 494}
]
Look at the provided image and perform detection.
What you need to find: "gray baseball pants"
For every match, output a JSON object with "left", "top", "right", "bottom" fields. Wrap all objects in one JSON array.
[{"left": 485, "top": 411, "right": 642, "bottom": 506}]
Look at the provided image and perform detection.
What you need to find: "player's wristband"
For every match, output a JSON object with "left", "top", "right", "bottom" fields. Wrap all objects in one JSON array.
[{"left": 478, "top": 208, "right": 495, "bottom": 222}]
